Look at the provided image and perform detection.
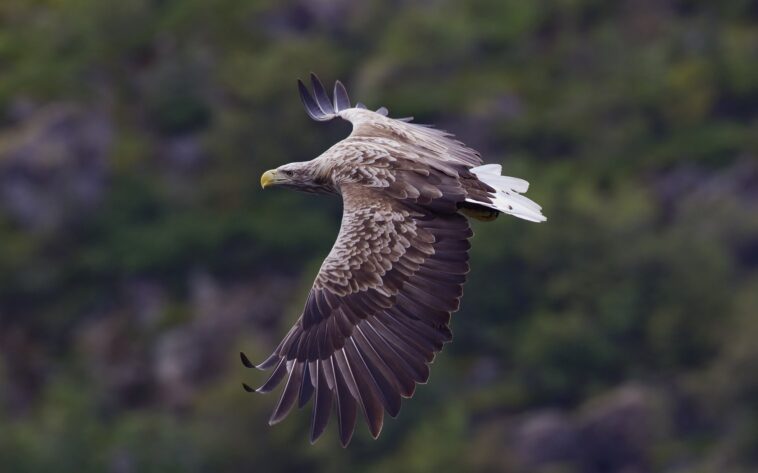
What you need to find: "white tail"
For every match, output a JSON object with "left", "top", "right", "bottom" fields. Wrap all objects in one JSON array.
[{"left": 467, "top": 164, "right": 546, "bottom": 222}]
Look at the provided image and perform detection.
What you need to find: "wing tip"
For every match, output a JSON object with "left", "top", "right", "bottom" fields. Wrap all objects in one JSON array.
[
  {"left": 334, "top": 80, "right": 351, "bottom": 112},
  {"left": 369, "top": 422, "right": 383, "bottom": 439},
  {"left": 296, "top": 74, "right": 399, "bottom": 123},
  {"left": 240, "top": 351, "right": 254, "bottom": 368},
  {"left": 339, "top": 432, "right": 354, "bottom": 448}
]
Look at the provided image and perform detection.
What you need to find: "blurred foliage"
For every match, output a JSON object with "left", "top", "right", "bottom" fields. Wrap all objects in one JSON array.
[{"left": 0, "top": 0, "right": 757, "bottom": 472}]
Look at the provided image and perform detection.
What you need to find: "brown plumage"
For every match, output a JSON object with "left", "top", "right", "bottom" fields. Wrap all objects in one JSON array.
[{"left": 246, "top": 74, "right": 546, "bottom": 446}]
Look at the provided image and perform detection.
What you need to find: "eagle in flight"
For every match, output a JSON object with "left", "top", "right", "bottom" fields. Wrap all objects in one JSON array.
[{"left": 242, "top": 74, "right": 545, "bottom": 446}]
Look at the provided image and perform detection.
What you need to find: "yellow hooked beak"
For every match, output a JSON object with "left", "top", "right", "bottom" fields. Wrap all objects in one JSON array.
[{"left": 260, "top": 169, "right": 277, "bottom": 189}]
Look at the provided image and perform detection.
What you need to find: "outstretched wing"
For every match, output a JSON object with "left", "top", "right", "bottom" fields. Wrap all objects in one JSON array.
[{"left": 243, "top": 184, "right": 472, "bottom": 446}]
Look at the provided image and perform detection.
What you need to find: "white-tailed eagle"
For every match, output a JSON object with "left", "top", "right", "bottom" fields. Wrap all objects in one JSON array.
[{"left": 242, "top": 74, "right": 545, "bottom": 446}]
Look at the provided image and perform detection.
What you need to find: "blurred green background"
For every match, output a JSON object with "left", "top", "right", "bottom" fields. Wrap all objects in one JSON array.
[{"left": 0, "top": 0, "right": 757, "bottom": 472}]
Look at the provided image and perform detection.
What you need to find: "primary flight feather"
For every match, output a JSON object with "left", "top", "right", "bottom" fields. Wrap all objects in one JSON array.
[{"left": 242, "top": 74, "right": 546, "bottom": 447}]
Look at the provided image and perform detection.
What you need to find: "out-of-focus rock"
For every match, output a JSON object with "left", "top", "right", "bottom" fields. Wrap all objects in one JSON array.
[
  {"left": 260, "top": 0, "right": 357, "bottom": 36},
  {"left": 77, "top": 313, "right": 152, "bottom": 408},
  {"left": 160, "top": 134, "right": 205, "bottom": 171},
  {"left": 467, "top": 356, "right": 501, "bottom": 387},
  {"left": 154, "top": 325, "right": 204, "bottom": 408},
  {"left": 74, "top": 271, "right": 295, "bottom": 410},
  {"left": 654, "top": 158, "right": 758, "bottom": 219},
  {"left": 123, "top": 279, "right": 168, "bottom": 328},
  {"left": 4, "top": 97, "right": 37, "bottom": 123},
  {"left": 576, "top": 384, "right": 668, "bottom": 473},
  {"left": 189, "top": 270, "right": 293, "bottom": 331},
  {"left": 0, "top": 327, "right": 47, "bottom": 415},
  {"left": 0, "top": 104, "right": 112, "bottom": 232},
  {"left": 152, "top": 271, "right": 294, "bottom": 408},
  {"left": 514, "top": 410, "right": 579, "bottom": 469},
  {"left": 486, "top": 384, "right": 669, "bottom": 472}
]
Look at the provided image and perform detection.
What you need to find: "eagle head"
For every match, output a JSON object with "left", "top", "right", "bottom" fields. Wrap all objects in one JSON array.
[{"left": 261, "top": 162, "right": 332, "bottom": 194}]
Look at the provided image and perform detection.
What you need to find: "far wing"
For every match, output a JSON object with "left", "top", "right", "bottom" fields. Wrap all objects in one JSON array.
[{"left": 297, "top": 73, "right": 484, "bottom": 170}]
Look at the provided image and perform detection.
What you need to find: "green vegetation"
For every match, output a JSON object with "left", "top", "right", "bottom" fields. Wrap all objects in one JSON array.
[{"left": 0, "top": 0, "right": 756, "bottom": 471}]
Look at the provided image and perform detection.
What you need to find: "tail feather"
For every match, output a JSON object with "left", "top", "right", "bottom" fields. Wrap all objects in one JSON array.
[
  {"left": 469, "top": 164, "right": 529, "bottom": 193},
  {"left": 466, "top": 164, "right": 546, "bottom": 223}
]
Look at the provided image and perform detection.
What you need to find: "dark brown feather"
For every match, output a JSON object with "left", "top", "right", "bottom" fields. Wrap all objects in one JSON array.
[
  {"left": 310, "top": 361, "right": 333, "bottom": 443},
  {"left": 352, "top": 326, "right": 403, "bottom": 417},
  {"left": 255, "top": 358, "right": 288, "bottom": 393},
  {"left": 298, "top": 362, "right": 314, "bottom": 407},
  {"left": 332, "top": 357, "right": 358, "bottom": 447},
  {"left": 343, "top": 340, "right": 385, "bottom": 438},
  {"left": 269, "top": 361, "right": 304, "bottom": 425}
]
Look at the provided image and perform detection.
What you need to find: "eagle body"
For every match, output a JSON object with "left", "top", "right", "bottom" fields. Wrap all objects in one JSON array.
[{"left": 245, "top": 75, "right": 545, "bottom": 446}]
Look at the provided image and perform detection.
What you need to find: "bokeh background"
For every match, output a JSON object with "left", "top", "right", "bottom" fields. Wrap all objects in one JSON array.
[{"left": 0, "top": 1, "right": 757, "bottom": 472}]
